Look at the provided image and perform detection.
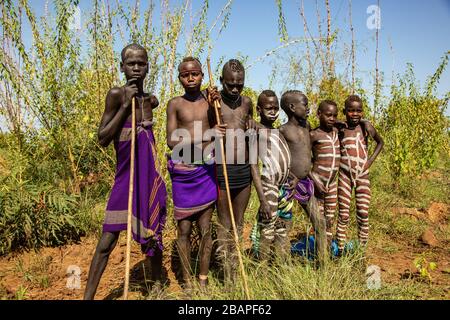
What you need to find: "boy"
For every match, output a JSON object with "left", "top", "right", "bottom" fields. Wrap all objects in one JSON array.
[
  {"left": 207, "top": 59, "right": 254, "bottom": 282},
  {"left": 250, "top": 90, "right": 293, "bottom": 261},
  {"left": 279, "top": 90, "right": 328, "bottom": 265},
  {"left": 310, "top": 100, "right": 340, "bottom": 244},
  {"left": 336, "top": 95, "right": 383, "bottom": 253},
  {"left": 84, "top": 44, "right": 167, "bottom": 300},
  {"left": 166, "top": 57, "right": 222, "bottom": 288}
]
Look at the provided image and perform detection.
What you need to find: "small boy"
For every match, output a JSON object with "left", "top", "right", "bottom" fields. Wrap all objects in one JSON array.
[
  {"left": 84, "top": 44, "right": 167, "bottom": 299},
  {"left": 279, "top": 90, "right": 328, "bottom": 264},
  {"left": 250, "top": 90, "right": 293, "bottom": 261},
  {"left": 310, "top": 100, "right": 340, "bottom": 244},
  {"left": 336, "top": 95, "right": 384, "bottom": 253}
]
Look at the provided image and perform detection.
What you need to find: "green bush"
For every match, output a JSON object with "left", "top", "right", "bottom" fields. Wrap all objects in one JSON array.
[
  {"left": 382, "top": 54, "right": 449, "bottom": 180},
  {"left": 0, "top": 179, "right": 81, "bottom": 255}
]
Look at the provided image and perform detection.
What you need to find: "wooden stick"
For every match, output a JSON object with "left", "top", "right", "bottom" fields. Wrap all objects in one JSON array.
[
  {"left": 123, "top": 97, "right": 136, "bottom": 300},
  {"left": 374, "top": 0, "right": 380, "bottom": 120},
  {"left": 206, "top": 58, "right": 250, "bottom": 299}
]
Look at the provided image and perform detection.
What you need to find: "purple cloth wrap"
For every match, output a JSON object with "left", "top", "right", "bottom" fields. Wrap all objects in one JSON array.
[
  {"left": 168, "top": 159, "right": 218, "bottom": 220},
  {"left": 103, "top": 121, "right": 167, "bottom": 257}
]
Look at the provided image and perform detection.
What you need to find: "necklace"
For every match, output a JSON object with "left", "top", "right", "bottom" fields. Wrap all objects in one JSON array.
[{"left": 220, "top": 91, "right": 242, "bottom": 109}]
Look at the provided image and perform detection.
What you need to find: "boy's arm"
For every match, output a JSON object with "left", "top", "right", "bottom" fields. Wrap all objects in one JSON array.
[
  {"left": 206, "top": 86, "right": 227, "bottom": 136},
  {"left": 246, "top": 97, "right": 258, "bottom": 130},
  {"left": 249, "top": 129, "right": 271, "bottom": 219},
  {"left": 363, "top": 120, "right": 384, "bottom": 170},
  {"left": 150, "top": 94, "right": 160, "bottom": 109},
  {"left": 98, "top": 87, "right": 129, "bottom": 147},
  {"left": 308, "top": 171, "right": 326, "bottom": 198},
  {"left": 251, "top": 162, "right": 272, "bottom": 220},
  {"left": 166, "top": 98, "right": 179, "bottom": 150},
  {"left": 334, "top": 120, "right": 347, "bottom": 129},
  {"left": 98, "top": 79, "right": 138, "bottom": 147},
  {"left": 308, "top": 131, "right": 326, "bottom": 197}
]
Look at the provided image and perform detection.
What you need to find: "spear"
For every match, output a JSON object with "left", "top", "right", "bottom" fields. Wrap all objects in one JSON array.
[
  {"left": 206, "top": 58, "right": 250, "bottom": 299},
  {"left": 123, "top": 97, "right": 136, "bottom": 300}
]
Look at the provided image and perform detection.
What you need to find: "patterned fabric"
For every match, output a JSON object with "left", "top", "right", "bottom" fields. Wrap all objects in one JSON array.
[
  {"left": 103, "top": 120, "right": 167, "bottom": 257},
  {"left": 168, "top": 158, "right": 217, "bottom": 220},
  {"left": 277, "top": 185, "right": 294, "bottom": 220},
  {"left": 293, "top": 177, "right": 315, "bottom": 205}
]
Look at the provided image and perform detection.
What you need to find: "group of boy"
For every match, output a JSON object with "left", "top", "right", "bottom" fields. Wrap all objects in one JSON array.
[{"left": 83, "top": 44, "right": 383, "bottom": 299}]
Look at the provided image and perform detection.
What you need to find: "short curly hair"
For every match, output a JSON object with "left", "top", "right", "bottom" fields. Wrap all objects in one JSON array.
[
  {"left": 344, "top": 95, "right": 362, "bottom": 109},
  {"left": 318, "top": 100, "right": 337, "bottom": 112},
  {"left": 178, "top": 56, "right": 202, "bottom": 72},
  {"left": 257, "top": 90, "right": 278, "bottom": 106}
]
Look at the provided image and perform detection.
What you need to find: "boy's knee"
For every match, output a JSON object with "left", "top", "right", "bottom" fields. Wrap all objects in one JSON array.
[
  {"left": 97, "top": 232, "right": 118, "bottom": 255},
  {"left": 339, "top": 214, "right": 350, "bottom": 223},
  {"left": 199, "top": 225, "right": 212, "bottom": 238},
  {"left": 177, "top": 230, "right": 190, "bottom": 241},
  {"left": 97, "top": 244, "right": 113, "bottom": 256}
]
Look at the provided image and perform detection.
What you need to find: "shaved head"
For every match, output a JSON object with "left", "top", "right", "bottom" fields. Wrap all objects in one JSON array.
[
  {"left": 318, "top": 100, "right": 337, "bottom": 112},
  {"left": 258, "top": 90, "right": 277, "bottom": 106},
  {"left": 280, "top": 90, "right": 307, "bottom": 115},
  {"left": 178, "top": 56, "right": 202, "bottom": 73},
  {"left": 222, "top": 59, "right": 245, "bottom": 77},
  {"left": 121, "top": 43, "right": 148, "bottom": 62}
]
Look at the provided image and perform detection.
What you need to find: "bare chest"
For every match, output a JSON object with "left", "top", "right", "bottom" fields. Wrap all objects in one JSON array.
[
  {"left": 127, "top": 97, "right": 153, "bottom": 123},
  {"left": 220, "top": 101, "right": 249, "bottom": 129},
  {"left": 177, "top": 101, "right": 209, "bottom": 125}
]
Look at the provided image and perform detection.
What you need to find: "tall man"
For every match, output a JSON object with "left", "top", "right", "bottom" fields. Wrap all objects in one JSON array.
[{"left": 84, "top": 44, "right": 167, "bottom": 299}]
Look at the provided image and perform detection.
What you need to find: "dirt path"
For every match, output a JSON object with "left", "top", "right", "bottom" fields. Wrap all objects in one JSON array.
[{"left": 1, "top": 203, "right": 448, "bottom": 300}]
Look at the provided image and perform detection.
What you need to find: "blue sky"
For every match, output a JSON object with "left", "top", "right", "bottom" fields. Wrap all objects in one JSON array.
[
  {"left": 17, "top": 0, "right": 450, "bottom": 113},
  {"left": 207, "top": 0, "right": 450, "bottom": 102}
]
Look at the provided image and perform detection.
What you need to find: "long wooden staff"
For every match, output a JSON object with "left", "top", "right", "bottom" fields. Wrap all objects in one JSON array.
[
  {"left": 207, "top": 58, "right": 250, "bottom": 299},
  {"left": 123, "top": 97, "right": 136, "bottom": 300}
]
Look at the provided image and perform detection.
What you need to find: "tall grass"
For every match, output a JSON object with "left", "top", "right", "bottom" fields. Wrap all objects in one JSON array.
[
  {"left": 0, "top": 0, "right": 234, "bottom": 253},
  {"left": 0, "top": 0, "right": 448, "bottom": 300}
]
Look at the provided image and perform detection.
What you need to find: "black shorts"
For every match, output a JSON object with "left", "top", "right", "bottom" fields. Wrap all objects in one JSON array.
[{"left": 216, "top": 164, "right": 252, "bottom": 190}]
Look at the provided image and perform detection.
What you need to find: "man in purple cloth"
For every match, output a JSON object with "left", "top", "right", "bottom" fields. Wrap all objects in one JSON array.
[
  {"left": 166, "top": 57, "right": 225, "bottom": 289},
  {"left": 84, "top": 44, "right": 167, "bottom": 300}
]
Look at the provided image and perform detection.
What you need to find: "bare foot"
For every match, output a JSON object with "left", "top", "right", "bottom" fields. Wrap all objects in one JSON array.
[{"left": 199, "top": 275, "right": 208, "bottom": 290}]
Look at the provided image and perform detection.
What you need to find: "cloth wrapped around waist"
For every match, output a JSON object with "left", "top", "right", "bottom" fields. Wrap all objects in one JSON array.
[
  {"left": 168, "top": 158, "right": 218, "bottom": 220},
  {"left": 291, "top": 176, "right": 314, "bottom": 204},
  {"left": 103, "top": 120, "right": 167, "bottom": 257}
]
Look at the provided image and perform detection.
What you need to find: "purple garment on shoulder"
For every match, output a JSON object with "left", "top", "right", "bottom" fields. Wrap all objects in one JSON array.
[
  {"left": 293, "top": 177, "right": 315, "bottom": 204},
  {"left": 168, "top": 159, "right": 218, "bottom": 220},
  {"left": 103, "top": 120, "right": 167, "bottom": 257}
]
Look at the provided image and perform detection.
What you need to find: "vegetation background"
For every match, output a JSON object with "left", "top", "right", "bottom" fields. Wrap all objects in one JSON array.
[{"left": 0, "top": 0, "right": 448, "bottom": 300}]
